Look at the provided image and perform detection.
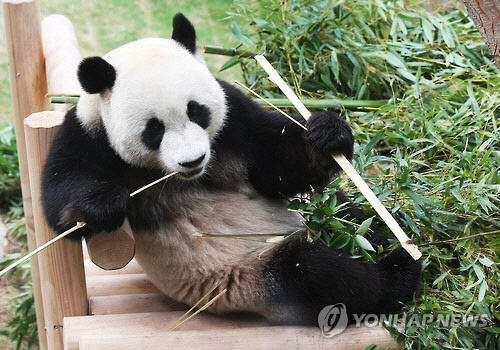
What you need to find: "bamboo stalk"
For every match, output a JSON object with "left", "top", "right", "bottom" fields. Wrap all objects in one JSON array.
[
  {"left": 256, "top": 98, "right": 388, "bottom": 109},
  {"left": 202, "top": 45, "right": 258, "bottom": 58},
  {"left": 50, "top": 96, "right": 79, "bottom": 104},
  {"left": 50, "top": 95, "right": 387, "bottom": 110},
  {"left": 254, "top": 54, "right": 422, "bottom": 260}
]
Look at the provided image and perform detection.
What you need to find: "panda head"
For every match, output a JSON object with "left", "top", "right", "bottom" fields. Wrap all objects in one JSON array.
[{"left": 75, "top": 13, "right": 226, "bottom": 180}]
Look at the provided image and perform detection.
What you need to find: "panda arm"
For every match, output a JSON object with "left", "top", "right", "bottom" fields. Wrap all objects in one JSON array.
[
  {"left": 217, "top": 80, "right": 353, "bottom": 197},
  {"left": 41, "top": 108, "right": 129, "bottom": 239}
]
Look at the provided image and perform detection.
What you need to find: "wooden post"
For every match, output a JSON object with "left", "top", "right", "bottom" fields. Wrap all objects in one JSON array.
[
  {"left": 3, "top": 1, "right": 49, "bottom": 348},
  {"left": 462, "top": 0, "right": 500, "bottom": 67},
  {"left": 41, "top": 14, "right": 82, "bottom": 111},
  {"left": 24, "top": 112, "right": 88, "bottom": 350}
]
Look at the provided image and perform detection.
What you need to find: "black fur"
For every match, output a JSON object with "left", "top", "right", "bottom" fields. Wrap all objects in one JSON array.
[
  {"left": 171, "top": 13, "right": 196, "bottom": 54},
  {"left": 77, "top": 57, "right": 116, "bottom": 94},
  {"left": 141, "top": 118, "right": 165, "bottom": 150},
  {"left": 187, "top": 101, "right": 211, "bottom": 129},
  {"left": 216, "top": 81, "right": 351, "bottom": 198},
  {"left": 41, "top": 108, "right": 130, "bottom": 238},
  {"left": 263, "top": 237, "right": 421, "bottom": 324}
]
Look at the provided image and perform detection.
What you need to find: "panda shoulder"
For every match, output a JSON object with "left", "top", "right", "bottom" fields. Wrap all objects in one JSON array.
[{"left": 48, "top": 107, "right": 115, "bottom": 165}]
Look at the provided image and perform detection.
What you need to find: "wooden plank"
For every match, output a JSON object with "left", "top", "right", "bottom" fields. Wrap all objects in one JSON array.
[
  {"left": 3, "top": 1, "right": 49, "bottom": 348},
  {"left": 84, "top": 258, "right": 143, "bottom": 276},
  {"left": 89, "top": 293, "right": 186, "bottom": 315},
  {"left": 24, "top": 112, "right": 88, "bottom": 350},
  {"left": 64, "top": 311, "right": 269, "bottom": 350},
  {"left": 78, "top": 326, "right": 400, "bottom": 350},
  {"left": 86, "top": 273, "right": 159, "bottom": 297}
]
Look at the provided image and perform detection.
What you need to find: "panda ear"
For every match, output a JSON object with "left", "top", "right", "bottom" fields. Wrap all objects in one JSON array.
[
  {"left": 171, "top": 13, "right": 196, "bottom": 54},
  {"left": 77, "top": 56, "right": 116, "bottom": 94}
]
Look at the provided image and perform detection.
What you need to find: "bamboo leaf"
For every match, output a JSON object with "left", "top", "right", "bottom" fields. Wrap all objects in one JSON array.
[{"left": 355, "top": 234, "right": 376, "bottom": 252}]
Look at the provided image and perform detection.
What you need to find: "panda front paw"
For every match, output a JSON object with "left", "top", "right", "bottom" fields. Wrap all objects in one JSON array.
[
  {"left": 306, "top": 111, "right": 354, "bottom": 161},
  {"left": 72, "top": 183, "right": 129, "bottom": 234}
]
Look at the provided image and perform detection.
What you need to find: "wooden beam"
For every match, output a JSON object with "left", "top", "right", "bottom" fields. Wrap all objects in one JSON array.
[
  {"left": 41, "top": 14, "right": 82, "bottom": 111},
  {"left": 89, "top": 293, "right": 186, "bottom": 315},
  {"left": 64, "top": 311, "right": 269, "bottom": 350},
  {"left": 24, "top": 112, "right": 88, "bottom": 350},
  {"left": 3, "top": 1, "right": 49, "bottom": 348},
  {"left": 65, "top": 311, "right": 399, "bottom": 350},
  {"left": 78, "top": 326, "right": 400, "bottom": 350},
  {"left": 463, "top": 0, "right": 500, "bottom": 66},
  {"left": 85, "top": 219, "right": 136, "bottom": 270},
  {"left": 86, "top": 273, "right": 159, "bottom": 297}
]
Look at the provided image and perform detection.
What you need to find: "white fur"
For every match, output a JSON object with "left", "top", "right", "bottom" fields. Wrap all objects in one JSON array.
[{"left": 76, "top": 38, "right": 226, "bottom": 172}]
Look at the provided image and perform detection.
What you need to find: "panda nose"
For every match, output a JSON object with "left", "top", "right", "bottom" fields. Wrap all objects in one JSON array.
[{"left": 178, "top": 154, "right": 205, "bottom": 168}]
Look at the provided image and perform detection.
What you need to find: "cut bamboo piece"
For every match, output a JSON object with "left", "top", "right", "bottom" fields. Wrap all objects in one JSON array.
[
  {"left": 86, "top": 273, "right": 159, "bottom": 297},
  {"left": 78, "top": 325, "right": 401, "bottom": 350},
  {"left": 89, "top": 293, "right": 186, "bottom": 315},
  {"left": 24, "top": 111, "right": 88, "bottom": 350},
  {"left": 254, "top": 55, "right": 422, "bottom": 260},
  {"left": 4, "top": 1, "right": 49, "bottom": 348},
  {"left": 64, "top": 311, "right": 269, "bottom": 350},
  {"left": 85, "top": 219, "right": 136, "bottom": 270}
]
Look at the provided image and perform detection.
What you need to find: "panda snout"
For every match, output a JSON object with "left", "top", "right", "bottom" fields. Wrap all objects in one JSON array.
[
  {"left": 177, "top": 153, "right": 207, "bottom": 180},
  {"left": 178, "top": 153, "right": 205, "bottom": 168}
]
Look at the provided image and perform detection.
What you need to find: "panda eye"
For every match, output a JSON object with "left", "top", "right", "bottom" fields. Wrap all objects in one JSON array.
[
  {"left": 141, "top": 117, "right": 165, "bottom": 150},
  {"left": 187, "top": 101, "right": 211, "bottom": 129}
]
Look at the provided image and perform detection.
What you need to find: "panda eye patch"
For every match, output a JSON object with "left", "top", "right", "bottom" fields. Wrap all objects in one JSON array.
[
  {"left": 187, "top": 101, "right": 211, "bottom": 129},
  {"left": 141, "top": 117, "right": 165, "bottom": 150}
]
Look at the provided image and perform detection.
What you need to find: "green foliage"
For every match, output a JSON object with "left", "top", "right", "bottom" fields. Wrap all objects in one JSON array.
[
  {"left": 229, "top": 0, "right": 492, "bottom": 101},
  {"left": 0, "top": 122, "right": 34, "bottom": 349},
  {"left": 228, "top": 0, "right": 499, "bottom": 348},
  {"left": 0, "top": 123, "right": 20, "bottom": 210},
  {"left": 289, "top": 178, "right": 380, "bottom": 263}
]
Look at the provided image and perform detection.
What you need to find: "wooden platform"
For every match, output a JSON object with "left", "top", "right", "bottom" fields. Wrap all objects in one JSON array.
[{"left": 61, "top": 250, "right": 402, "bottom": 349}]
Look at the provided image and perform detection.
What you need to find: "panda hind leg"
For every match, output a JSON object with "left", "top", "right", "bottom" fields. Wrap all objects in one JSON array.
[{"left": 259, "top": 237, "right": 421, "bottom": 325}]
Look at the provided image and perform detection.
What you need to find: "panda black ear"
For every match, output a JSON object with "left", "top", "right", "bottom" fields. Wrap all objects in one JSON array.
[
  {"left": 171, "top": 13, "right": 196, "bottom": 54},
  {"left": 77, "top": 56, "right": 116, "bottom": 94}
]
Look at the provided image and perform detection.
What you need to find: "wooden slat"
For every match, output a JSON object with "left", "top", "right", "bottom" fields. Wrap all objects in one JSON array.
[
  {"left": 84, "top": 258, "right": 143, "bottom": 276},
  {"left": 78, "top": 326, "right": 399, "bottom": 350},
  {"left": 76, "top": 324, "right": 400, "bottom": 350},
  {"left": 89, "top": 293, "right": 186, "bottom": 315},
  {"left": 86, "top": 273, "right": 159, "bottom": 297},
  {"left": 64, "top": 311, "right": 269, "bottom": 350}
]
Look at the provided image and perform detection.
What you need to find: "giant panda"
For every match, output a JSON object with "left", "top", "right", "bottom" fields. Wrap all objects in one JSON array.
[{"left": 41, "top": 13, "right": 421, "bottom": 325}]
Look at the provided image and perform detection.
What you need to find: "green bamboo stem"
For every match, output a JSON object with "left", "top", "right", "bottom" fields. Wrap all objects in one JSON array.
[
  {"left": 50, "top": 95, "right": 388, "bottom": 110},
  {"left": 255, "top": 98, "right": 388, "bottom": 109},
  {"left": 50, "top": 96, "right": 79, "bottom": 104},
  {"left": 202, "top": 45, "right": 258, "bottom": 58}
]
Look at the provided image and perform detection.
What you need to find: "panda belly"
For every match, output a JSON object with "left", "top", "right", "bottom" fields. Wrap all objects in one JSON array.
[{"left": 133, "top": 188, "right": 304, "bottom": 314}]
